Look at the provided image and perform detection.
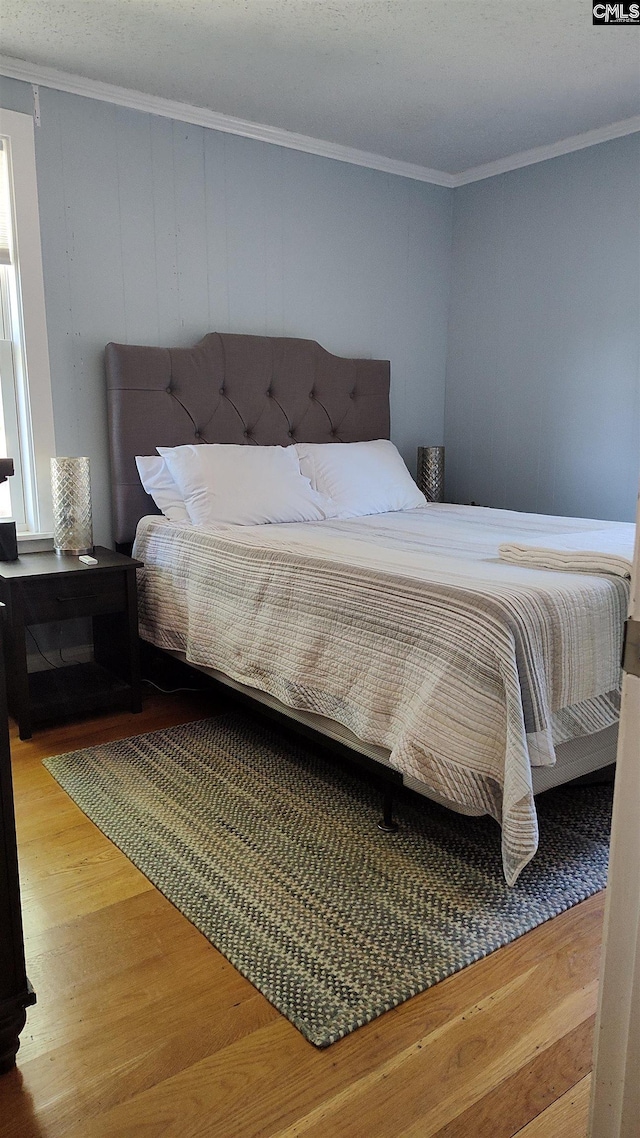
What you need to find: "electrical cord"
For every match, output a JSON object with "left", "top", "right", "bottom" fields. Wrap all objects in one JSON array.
[
  {"left": 141, "top": 673, "right": 201, "bottom": 691},
  {"left": 28, "top": 629, "right": 203, "bottom": 694},
  {"left": 27, "top": 626, "right": 63, "bottom": 670},
  {"left": 56, "top": 626, "right": 73, "bottom": 665},
  {"left": 28, "top": 626, "right": 88, "bottom": 670}
]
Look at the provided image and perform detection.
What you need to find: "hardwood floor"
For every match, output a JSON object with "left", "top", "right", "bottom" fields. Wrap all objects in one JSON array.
[{"left": 0, "top": 690, "right": 602, "bottom": 1137}]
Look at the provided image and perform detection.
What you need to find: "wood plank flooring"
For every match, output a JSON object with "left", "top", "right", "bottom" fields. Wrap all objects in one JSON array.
[{"left": 0, "top": 691, "right": 602, "bottom": 1137}]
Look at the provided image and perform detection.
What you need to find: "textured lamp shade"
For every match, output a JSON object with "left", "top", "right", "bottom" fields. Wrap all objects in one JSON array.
[
  {"left": 417, "top": 446, "right": 445, "bottom": 503},
  {"left": 51, "top": 457, "right": 93, "bottom": 555}
]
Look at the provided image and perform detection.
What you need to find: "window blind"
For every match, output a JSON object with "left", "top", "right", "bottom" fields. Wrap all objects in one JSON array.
[{"left": 0, "top": 143, "right": 12, "bottom": 266}]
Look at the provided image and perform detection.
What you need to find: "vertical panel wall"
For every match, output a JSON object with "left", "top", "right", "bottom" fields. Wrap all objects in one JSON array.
[
  {"left": 445, "top": 135, "right": 640, "bottom": 522},
  {"left": 0, "top": 77, "right": 453, "bottom": 546}
]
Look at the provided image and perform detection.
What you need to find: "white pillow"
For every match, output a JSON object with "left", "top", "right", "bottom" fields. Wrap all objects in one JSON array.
[
  {"left": 295, "top": 439, "right": 426, "bottom": 518},
  {"left": 135, "top": 456, "right": 191, "bottom": 524},
  {"left": 157, "top": 443, "right": 335, "bottom": 527}
]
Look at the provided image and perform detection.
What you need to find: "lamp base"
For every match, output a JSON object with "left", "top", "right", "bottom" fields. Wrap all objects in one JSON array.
[{"left": 55, "top": 546, "right": 94, "bottom": 557}]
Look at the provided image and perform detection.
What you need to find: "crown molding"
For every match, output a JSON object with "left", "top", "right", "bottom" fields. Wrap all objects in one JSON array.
[
  {"left": 451, "top": 115, "right": 640, "bottom": 186},
  {"left": 0, "top": 55, "right": 456, "bottom": 187},
  {"left": 1, "top": 54, "right": 638, "bottom": 189}
]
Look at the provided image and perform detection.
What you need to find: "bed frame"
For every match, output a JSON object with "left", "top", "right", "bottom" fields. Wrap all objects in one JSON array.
[
  {"left": 105, "top": 332, "right": 407, "bottom": 825},
  {"left": 105, "top": 331, "right": 616, "bottom": 825}
]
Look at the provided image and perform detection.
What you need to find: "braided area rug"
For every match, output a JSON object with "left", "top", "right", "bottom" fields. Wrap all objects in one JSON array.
[{"left": 43, "top": 714, "right": 612, "bottom": 1047}]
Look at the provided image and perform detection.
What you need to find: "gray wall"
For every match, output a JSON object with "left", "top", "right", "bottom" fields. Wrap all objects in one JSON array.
[
  {"left": 445, "top": 135, "right": 640, "bottom": 522},
  {"left": 2, "top": 74, "right": 639, "bottom": 536},
  {"left": 0, "top": 77, "right": 453, "bottom": 545}
]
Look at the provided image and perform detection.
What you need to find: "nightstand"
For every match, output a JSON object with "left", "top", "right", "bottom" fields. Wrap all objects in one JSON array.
[{"left": 0, "top": 547, "right": 142, "bottom": 740}]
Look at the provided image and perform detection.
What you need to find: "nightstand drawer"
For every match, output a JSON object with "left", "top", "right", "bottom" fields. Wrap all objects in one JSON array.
[{"left": 20, "top": 572, "right": 126, "bottom": 623}]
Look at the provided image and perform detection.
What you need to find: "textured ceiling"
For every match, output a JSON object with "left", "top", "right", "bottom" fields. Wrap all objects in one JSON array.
[{"left": 1, "top": 0, "right": 639, "bottom": 174}]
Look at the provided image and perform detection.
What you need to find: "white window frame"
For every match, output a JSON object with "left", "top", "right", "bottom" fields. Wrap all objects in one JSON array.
[{"left": 0, "top": 107, "right": 56, "bottom": 541}]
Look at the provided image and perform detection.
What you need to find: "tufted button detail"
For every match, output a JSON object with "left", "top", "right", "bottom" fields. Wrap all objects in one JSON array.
[
  {"left": 266, "top": 389, "right": 273, "bottom": 397},
  {"left": 287, "top": 430, "right": 294, "bottom": 437},
  {"left": 165, "top": 385, "right": 173, "bottom": 395},
  {"left": 219, "top": 386, "right": 225, "bottom": 394},
  {"left": 309, "top": 391, "right": 315, "bottom": 400},
  {"left": 243, "top": 430, "right": 249, "bottom": 437},
  {"left": 331, "top": 429, "right": 337, "bottom": 436},
  {"left": 349, "top": 390, "right": 356, "bottom": 399}
]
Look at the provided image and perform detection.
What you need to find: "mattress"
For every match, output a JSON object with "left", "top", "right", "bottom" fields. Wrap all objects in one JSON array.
[{"left": 133, "top": 505, "right": 628, "bottom": 882}]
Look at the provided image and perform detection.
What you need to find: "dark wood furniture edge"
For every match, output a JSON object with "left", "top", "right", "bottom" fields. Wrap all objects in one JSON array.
[
  {"left": 0, "top": 609, "right": 35, "bottom": 1073},
  {"left": 0, "top": 982, "right": 36, "bottom": 1074}
]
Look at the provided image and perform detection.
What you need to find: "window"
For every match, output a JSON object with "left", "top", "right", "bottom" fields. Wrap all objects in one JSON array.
[{"left": 0, "top": 107, "right": 55, "bottom": 539}]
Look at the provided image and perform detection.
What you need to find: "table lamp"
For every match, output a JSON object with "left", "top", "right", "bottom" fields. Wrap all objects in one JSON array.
[
  {"left": 50, "top": 457, "right": 93, "bottom": 555},
  {"left": 417, "top": 446, "right": 445, "bottom": 503}
]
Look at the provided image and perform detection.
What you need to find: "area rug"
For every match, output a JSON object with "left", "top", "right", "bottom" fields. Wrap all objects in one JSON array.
[{"left": 43, "top": 714, "right": 612, "bottom": 1047}]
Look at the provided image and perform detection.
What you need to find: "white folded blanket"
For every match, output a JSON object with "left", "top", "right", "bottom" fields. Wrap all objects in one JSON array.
[{"left": 499, "top": 526, "right": 635, "bottom": 578}]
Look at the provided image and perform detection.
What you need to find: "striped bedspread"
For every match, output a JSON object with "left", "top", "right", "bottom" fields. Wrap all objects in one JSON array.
[{"left": 134, "top": 504, "right": 628, "bottom": 883}]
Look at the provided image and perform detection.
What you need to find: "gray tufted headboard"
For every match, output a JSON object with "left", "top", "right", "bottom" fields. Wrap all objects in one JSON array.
[{"left": 105, "top": 332, "right": 391, "bottom": 546}]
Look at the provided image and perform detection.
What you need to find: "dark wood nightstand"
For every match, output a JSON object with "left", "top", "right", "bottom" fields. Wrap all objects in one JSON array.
[{"left": 0, "top": 547, "right": 142, "bottom": 740}]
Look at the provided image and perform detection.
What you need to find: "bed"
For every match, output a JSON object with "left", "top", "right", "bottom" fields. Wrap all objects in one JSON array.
[{"left": 105, "top": 332, "right": 627, "bottom": 884}]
